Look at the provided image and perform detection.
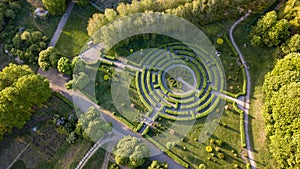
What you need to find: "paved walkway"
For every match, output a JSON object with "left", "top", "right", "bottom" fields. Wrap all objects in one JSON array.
[
  {"left": 229, "top": 12, "right": 256, "bottom": 169},
  {"left": 48, "top": 1, "right": 74, "bottom": 47}
]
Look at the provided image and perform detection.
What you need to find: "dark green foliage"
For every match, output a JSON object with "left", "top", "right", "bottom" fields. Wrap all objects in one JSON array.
[
  {"left": 280, "top": 34, "right": 300, "bottom": 55},
  {"left": 250, "top": 11, "right": 290, "bottom": 47},
  {"left": 6, "top": 29, "right": 48, "bottom": 63},
  {"left": 57, "top": 57, "right": 72, "bottom": 75},
  {"left": 42, "top": 0, "right": 66, "bottom": 16},
  {"left": 0, "top": 64, "right": 51, "bottom": 140},
  {"left": 76, "top": 106, "right": 112, "bottom": 142},
  {"left": 38, "top": 46, "right": 63, "bottom": 70},
  {"left": 113, "top": 136, "right": 149, "bottom": 168}
]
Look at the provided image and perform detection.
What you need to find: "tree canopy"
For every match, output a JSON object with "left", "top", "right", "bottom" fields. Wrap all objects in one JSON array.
[
  {"left": 250, "top": 11, "right": 290, "bottom": 47},
  {"left": 113, "top": 135, "right": 150, "bottom": 168},
  {"left": 0, "top": 64, "right": 51, "bottom": 140},
  {"left": 4, "top": 29, "right": 48, "bottom": 63},
  {"left": 42, "top": 0, "right": 66, "bottom": 16},
  {"left": 148, "top": 160, "right": 168, "bottom": 169},
  {"left": 38, "top": 46, "right": 63, "bottom": 70},
  {"left": 262, "top": 53, "right": 300, "bottom": 168},
  {"left": 76, "top": 106, "right": 112, "bottom": 142},
  {"left": 57, "top": 57, "right": 72, "bottom": 75}
]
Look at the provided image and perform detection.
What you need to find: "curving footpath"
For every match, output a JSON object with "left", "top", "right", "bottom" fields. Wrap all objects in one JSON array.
[{"left": 229, "top": 12, "right": 257, "bottom": 169}]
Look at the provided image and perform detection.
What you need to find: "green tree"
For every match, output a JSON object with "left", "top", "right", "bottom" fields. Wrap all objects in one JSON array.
[
  {"left": 148, "top": 160, "right": 168, "bottom": 169},
  {"left": 42, "top": 0, "right": 66, "bottom": 15},
  {"left": 114, "top": 136, "right": 149, "bottom": 168},
  {"left": 57, "top": 57, "right": 72, "bottom": 75},
  {"left": 280, "top": 34, "right": 300, "bottom": 55},
  {"left": 38, "top": 47, "right": 63, "bottom": 70},
  {"left": 262, "top": 52, "right": 300, "bottom": 168},
  {"left": 0, "top": 64, "right": 51, "bottom": 140},
  {"left": 73, "top": 72, "right": 90, "bottom": 90},
  {"left": 76, "top": 106, "right": 112, "bottom": 142}
]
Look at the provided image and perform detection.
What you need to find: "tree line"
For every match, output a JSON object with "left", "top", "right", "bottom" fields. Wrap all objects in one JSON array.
[{"left": 262, "top": 52, "right": 300, "bottom": 168}]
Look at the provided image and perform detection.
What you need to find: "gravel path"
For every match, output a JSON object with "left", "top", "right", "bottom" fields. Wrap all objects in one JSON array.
[{"left": 229, "top": 12, "right": 257, "bottom": 169}]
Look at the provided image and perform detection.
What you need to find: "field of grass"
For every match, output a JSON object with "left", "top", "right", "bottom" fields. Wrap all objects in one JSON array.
[
  {"left": 148, "top": 102, "right": 244, "bottom": 169},
  {"left": 55, "top": 4, "right": 98, "bottom": 58},
  {"left": 233, "top": 14, "right": 277, "bottom": 169},
  {"left": 0, "top": 95, "right": 92, "bottom": 169},
  {"left": 82, "top": 148, "right": 106, "bottom": 169}
]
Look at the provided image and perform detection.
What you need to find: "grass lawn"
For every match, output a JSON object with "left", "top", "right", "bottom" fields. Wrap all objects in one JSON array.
[
  {"left": 0, "top": 95, "right": 92, "bottom": 169},
  {"left": 14, "top": 0, "right": 60, "bottom": 38},
  {"left": 232, "top": 14, "right": 277, "bottom": 169},
  {"left": 148, "top": 102, "right": 244, "bottom": 169},
  {"left": 55, "top": 4, "right": 98, "bottom": 58}
]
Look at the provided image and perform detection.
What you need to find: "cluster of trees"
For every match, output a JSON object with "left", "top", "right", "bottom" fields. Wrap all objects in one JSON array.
[
  {"left": 87, "top": 0, "right": 272, "bottom": 36},
  {"left": 42, "top": 0, "right": 66, "bottom": 16},
  {"left": 38, "top": 46, "right": 63, "bottom": 70},
  {"left": 75, "top": 106, "right": 112, "bottom": 142},
  {"left": 5, "top": 29, "right": 48, "bottom": 63},
  {"left": 0, "top": 0, "right": 21, "bottom": 42},
  {"left": 250, "top": 0, "right": 300, "bottom": 56},
  {"left": 0, "top": 64, "right": 52, "bottom": 140},
  {"left": 262, "top": 53, "right": 300, "bottom": 168},
  {"left": 41, "top": 0, "right": 89, "bottom": 16},
  {"left": 249, "top": 11, "right": 290, "bottom": 47},
  {"left": 113, "top": 135, "right": 149, "bottom": 168}
]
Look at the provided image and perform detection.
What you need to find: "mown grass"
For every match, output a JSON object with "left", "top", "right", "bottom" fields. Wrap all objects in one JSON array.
[{"left": 55, "top": 4, "right": 98, "bottom": 58}]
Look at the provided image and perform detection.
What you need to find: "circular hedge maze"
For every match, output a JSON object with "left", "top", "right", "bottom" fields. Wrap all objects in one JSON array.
[{"left": 130, "top": 43, "right": 225, "bottom": 121}]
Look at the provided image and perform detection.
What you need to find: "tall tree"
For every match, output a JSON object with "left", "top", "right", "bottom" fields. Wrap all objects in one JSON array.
[
  {"left": 57, "top": 57, "right": 72, "bottom": 75},
  {"left": 42, "top": 0, "right": 66, "bottom": 16},
  {"left": 113, "top": 136, "right": 149, "bottom": 168},
  {"left": 0, "top": 64, "right": 51, "bottom": 140}
]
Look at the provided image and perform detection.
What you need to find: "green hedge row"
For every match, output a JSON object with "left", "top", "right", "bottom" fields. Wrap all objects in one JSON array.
[
  {"left": 195, "top": 98, "right": 221, "bottom": 119},
  {"left": 145, "top": 135, "right": 189, "bottom": 168},
  {"left": 159, "top": 112, "right": 195, "bottom": 121},
  {"left": 104, "top": 55, "right": 116, "bottom": 60},
  {"left": 141, "top": 126, "right": 150, "bottom": 136},
  {"left": 152, "top": 73, "right": 156, "bottom": 83},
  {"left": 136, "top": 72, "right": 152, "bottom": 110},
  {"left": 196, "top": 94, "right": 214, "bottom": 112},
  {"left": 223, "top": 34, "right": 239, "bottom": 57},
  {"left": 100, "top": 59, "right": 114, "bottom": 65},
  {"left": 134, "top": 122, "right": 144, "bottom": 132},
  {"left": 167, "top": 90, "right": 196, "bottom": 99},
  {"left": 165, "top": 109, "right": 189, "bottom": 116},
  {"left": 232, "top": 101, "right": 246, "bottom": 148},
  {"left": 53, "top": 92, "right": 74, "bottom": 108},
  {"left": 127, "top": 60, "right": 142, "bottom": 67}
]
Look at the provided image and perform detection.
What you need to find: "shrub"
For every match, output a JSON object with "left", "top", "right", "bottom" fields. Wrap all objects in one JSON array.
[
  {"left": 66, "top": 131, "right": 77, "bottom": 144},
  {"left": 216, "top": 38, "right": 224, "bottom": 44},
  {"left": 215, "top": 147, "right": 221, "bottom": 152},
  {"left": 206, "top": 146, "right": 213, "bottom": 153},
  {"left": 216, "top": 139, "right": 224, "bottom": 146},
  {"left": 217, "top": 153, "right": 225, "bottom": 159},
  {"left": 198, "top": 163, "right": 206, "bottom": 169}
]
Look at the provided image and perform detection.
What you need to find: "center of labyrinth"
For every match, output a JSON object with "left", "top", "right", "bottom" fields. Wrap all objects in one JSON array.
[{"left": 131, "top": 43, "right": 225, "bottom": 121}]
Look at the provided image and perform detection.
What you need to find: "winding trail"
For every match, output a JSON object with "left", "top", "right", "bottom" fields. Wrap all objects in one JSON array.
[{"left": 229, "top": 12, "right": 256, "bottom": 169}]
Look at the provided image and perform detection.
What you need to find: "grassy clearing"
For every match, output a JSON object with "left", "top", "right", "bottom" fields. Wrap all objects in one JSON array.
[
  {"left": 233, "top": 14, "right": 277, "bottom": 169},
  {"left": 0, "top": 95, "right": 92, "bottom": 169},
  {"left": 55, "top": 4, "right": 98, "bottom": 58},
  {"left": 148, "top": 102, "right": 244, "bottom": 169},
  {"left": 14, "top": 0, "right": 60, "bottom": 37}
]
